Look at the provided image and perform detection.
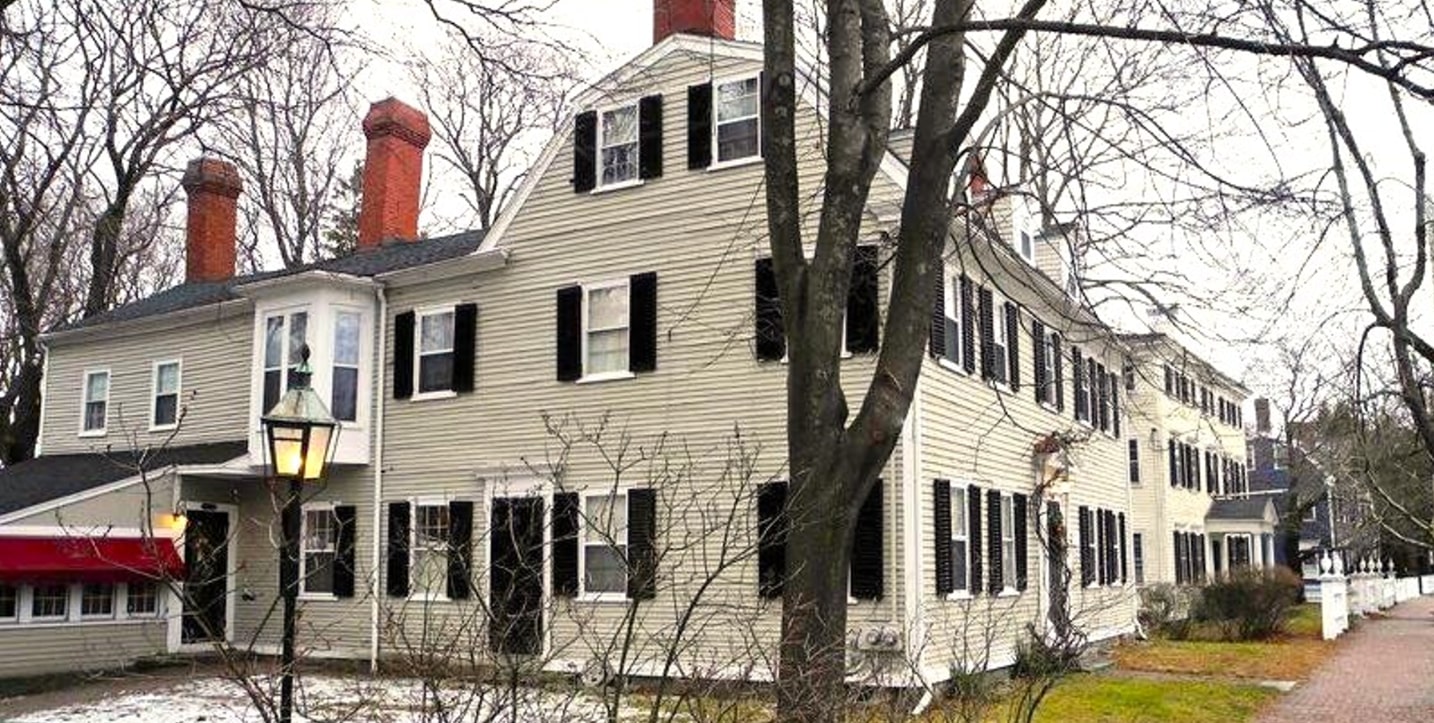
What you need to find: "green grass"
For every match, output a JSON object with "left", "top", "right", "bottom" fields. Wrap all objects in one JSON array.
[
  {"left": 1018, "top": 673, "right": 1278, "bottom": 723},
  {"left": 1283, "top": 604, "right": 1323, "bottom": 639}
]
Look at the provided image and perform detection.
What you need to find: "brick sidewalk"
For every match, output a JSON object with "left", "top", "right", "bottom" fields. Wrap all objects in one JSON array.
[{"left": 1258, "top": 595, "right": 1434, "bottom": 722}]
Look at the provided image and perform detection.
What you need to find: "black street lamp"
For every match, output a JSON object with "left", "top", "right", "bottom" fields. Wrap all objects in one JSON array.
[{"left": 260, "top": 344, "right": 338, "bottom": 723}]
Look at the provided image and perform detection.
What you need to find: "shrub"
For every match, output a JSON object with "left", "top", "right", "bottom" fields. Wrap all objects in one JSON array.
[
  {"left": 1139, "top": 583, "right": 1200, "bottom": 639},
  {"left": 1193, "top": 567, "right": 1302, "bottom": 641}
]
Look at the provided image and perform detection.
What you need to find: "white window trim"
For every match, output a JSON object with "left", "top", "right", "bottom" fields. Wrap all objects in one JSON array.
[
  {"left": 578, "top": 489, "right": 629, "bottom": 603},
  {"left": 299, "top": 502, "right": 340, "bottom": 601},
  {"left": 78, "top": 368, "right": 110, "bottom": 437},
  {"left": 408, "top": 498, "right": 451, "bottom": 602},
  {"left": 594, "top": 102, "right": 641, "bottom": 191},
  {"left": 579, "top": 279, "right": 633, "bottom": 384},
  {"left": 710, "top": 73, "right": 762, "bottom": 167},
  {"left": 412, "top": 306, "right": 457, "bottom": 401},
  {"left": 945, "top": 485, "right": 971, "bottom": 601},
  {"left": 79, "top": 581, "right": 117, "bottom": 620},
  {"left": 149, "top": 359, "right": 182, "bottom": 432}
]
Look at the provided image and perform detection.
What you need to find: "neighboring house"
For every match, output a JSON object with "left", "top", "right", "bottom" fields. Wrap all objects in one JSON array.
[
  {"left": 0, "top": 0, "right": 1137, "bottom": 685},
  {"left": 1121, "top": 333, "right": 1277, "bottom": 586}
]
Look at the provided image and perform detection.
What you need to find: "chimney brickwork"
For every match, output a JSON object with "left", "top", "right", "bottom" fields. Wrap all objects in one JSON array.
[
  {"left": 357, "top": 97, "right": 432, "bottom": 250},
  {"left": 181, "top": 157, "right": 242, "bottom": 284},
  {"left": 653, "top": 0, "right": 736, "bottom": 44}
]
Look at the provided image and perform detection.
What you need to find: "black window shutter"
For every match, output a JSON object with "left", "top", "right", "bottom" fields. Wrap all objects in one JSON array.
[
  {"left": 1119, "top": 512, "right": 1128, "bottom": 583},
  {"left": 1005, "top": 302, "right": 1020, "bottom": 390},
  {"left": 333, "top": 505, "right": 357, "bottom": 599},
  {"left": 556, "top": 285, "right": 583, "bottom": 381},
  {"left": 627, "top": 488, "right": 657, "bottom": 599},
  {"left": 447, "top": 500, "right": 474, "bottom": 600},
  {"left": 1072, "top": 347, "right": 1085, "bottom": 420},
  {"left": 1097, "top": 364, "right": 1109, "bottom": 431},
  {"left": 929, "top": 273, "right": 945, "bottom": 359},
  {"left": 1032, "top": 320, "right": 1047, "bottom": 403},
  {"left": 1169, "top": 441, "right": 1178, "bottom": 487},
  {"left": 967, "top": 484, "right": 983, "bottom": 594},
  {"left": 1173, "top": 530, "right": 1184, "bottom": 584},
  {"left": 638, "top": 94, "right": 664, "bottom": 180},
  {"left": 754, "top": 258, "right": 785, "bottom": 360},
  {"left": 573, "top": 110, "right": 597, "bottom": 193},
  {"left": 846, "top": 245, "right": 879, "bottom": 353},
  {"left": 960, "top": 275, "right": 976, "bottom": 373},
  {"left": 551, "top": 493, "right": 580, "bottom": 597},
  {"left": 850, "top": 480, "right": 884, "bottom": 600},
  {"left": 686, "top": 83, "right": 713, "bottom": 169},
  {"left": 1013, "top": 493, "right": 1028, "bottom": 591},
  {"left": 393, "top": 311, "right": 415, "bottom": 400},
  {"left": 629, "top": 272, "right": 658, "bottom": 373},
  {"left": 386, "top": 502, "right": 410, "bottom": 598},
  {"left": 1053, "top": 333, "right": 1065, "bottom": 411},
  {"left": 978, "top": 286, "right": 994, "bottom": 380},
  {"left": 1078, "top": 506, "right": 1093, "bottom": 586},
  {"left": 1112, "top": 374, "right": 1121, "bottom": 435},
  {"left": 933, "top": 479, "right": 953, "bottom": 595},
  {"left": 757, "top": 481, "right": 788, "bottom": 599},
  {"left": 986, "top": 489, "right": 1002, "bottom": 595},
  {"left": 452, "top": 303, "right": 478, "bottom": 393}
]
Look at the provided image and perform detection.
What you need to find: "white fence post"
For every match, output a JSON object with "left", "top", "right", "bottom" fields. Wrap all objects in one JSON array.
[{"left": 1318, "top": 551, "right": 1350, "bottom": 640}]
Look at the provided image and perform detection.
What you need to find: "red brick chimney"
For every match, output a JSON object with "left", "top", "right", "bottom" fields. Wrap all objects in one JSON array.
[
  {"left": 181, "top": 158, "right": 242, "bottom": 283},
  {"left": 357, "top": 97, "right": 431, "bottom": 250},
  {"left": 653, "top": 0, "right": 736, "bottom": 44}
]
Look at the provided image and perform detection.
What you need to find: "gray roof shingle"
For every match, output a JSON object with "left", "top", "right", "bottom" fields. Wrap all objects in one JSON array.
[
  {"left": 0, "top": 441, "right": 248, "bottom": 516},
  {"left": 55, "top": 230, "right": 485, "bottom": 333},
  {"left": 1208, "top": 497, "right": 1274, "bottom": 521}
]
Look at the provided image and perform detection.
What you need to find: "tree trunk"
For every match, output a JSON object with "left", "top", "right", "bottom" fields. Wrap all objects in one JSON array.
[
  {"left": 84, "top": 201, "right": 127, "bottom": 317},
  {"left": 0, "top": 359, "right": 43, "bottom": 464}
]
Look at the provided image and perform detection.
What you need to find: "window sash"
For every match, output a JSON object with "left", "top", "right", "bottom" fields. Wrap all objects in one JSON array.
[
  {"left": 599, "top": 105, "right": 639, "bottom": 185},
  {"left": 411, "top": 504, "right": 449, "bottom": 596},
  {"left": 81, "top": 583, "right": 114, "bottom": 618},
  {"left": 715, "top": 77, "right": 760, "bottom": 162},
  {"left": 302, "top": 508, "right": 339, "bottom": 595},
  {"left": 153, "top": 362, "right": 180, "bottom": 427},
  {"left": 126, "top": 581, "right": 159, "bottom": 616},
  {"left": 416, "top": 311, "right": 456, "bottom": 393},
  {"left": 582, "top": 493, "right": 629, "bottom": 596},
  {"left": 31, "top": 584, "right": 68, "bottom": 619},
  {"left": 332, "top": 311, "right": 361, "bottom": 421},
  {"left": 1001, "top": 496, "right": 1015, "bottom": 589},
  {"left": 585, "top": 283, "right": 631, "bottom": 375},
  {"left": 262, "top": 311, "right": 309, "bottom": 411},
  {"left": 950, "top": 488, "right": 968, "bottom": 591},
  {"left": 1133, "top": 533, "right": 1145, "bottom": 584},
  {"left": 82, "top": 371, "right": 109, "bottom": 432},
  {"left": 1128, "top": 439, "right": 1141, "bottom": 484}
]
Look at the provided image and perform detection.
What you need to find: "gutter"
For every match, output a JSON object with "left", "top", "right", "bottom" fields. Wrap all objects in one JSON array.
[{"left": 369, "top": 284, "right": 389, "bottom": 672}]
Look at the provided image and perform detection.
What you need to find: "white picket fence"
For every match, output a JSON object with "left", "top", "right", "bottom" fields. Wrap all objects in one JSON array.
[{"left": 1317, "top": 552, "right": 1434, "bottom": 641}]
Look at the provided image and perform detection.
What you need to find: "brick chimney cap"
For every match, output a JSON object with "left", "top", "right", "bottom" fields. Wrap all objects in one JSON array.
[
  {"left": 181, "top": 157, "right": 243, "bottom": 198},
  {"left": 362, "top": 97, "right": 432, "bottom": 148}
]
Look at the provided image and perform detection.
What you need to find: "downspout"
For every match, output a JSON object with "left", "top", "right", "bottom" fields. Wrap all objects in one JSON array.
[
  {"left": 369, "top": 285, "right": 389, "bottom": 672},
  {"left": 902, "top": 366, "right": 929, "bottom": 707}
]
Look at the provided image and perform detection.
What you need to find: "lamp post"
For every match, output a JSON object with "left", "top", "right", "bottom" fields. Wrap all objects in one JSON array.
[{"left": 260, "top": 344, "right": 338, "bottom": 723}]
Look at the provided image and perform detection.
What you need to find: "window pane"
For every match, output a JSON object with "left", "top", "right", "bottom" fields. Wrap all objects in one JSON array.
[
  {"left": 85, "top": 401, "right": 107, "bottom": 431},
  {"left": 588, "top": 286, "right": 629, "bottom": 330},
  {"left": 265, "top": 317, "right": 284, "bottom": 368},
  {"left": 601, "top": 106, "right": 637, "bottom": 145},
  {"left": 420, "top": 312, "right": 455, "bottom": 353},
  {"left": 304, "top": 552, "right": 335, "bottom": 594},
  {"left": 82, "top": 583, "right": 114, "bottom": 617},
  {"left": 32, "top": 584, "right": 68, "bottom": 618},
  {"left": 417, "top": 505, "right": 449, "bottom": 544},
  {"left": 716, "top": 78, "right": 759, "bottom": 121},
  {"left": 156, "top": 363, "right": 180, "bottom": 394},
  {"left": 334, "top": 312, "right": 361, "bottom": 366},
  {"left": 127, "top": 581, "right": 158, "bottom": 615},
  {"left": 418, "top": 353, "right": 454, "bottom": 393},
  {"left": 716, "top": 118, "right": 759, "bottom": 161},
  {"left": 154, "top": 395, "right": 178, "bottom": 426},
  {"left": 952, "top": 540, "right": 968, "bottom": 590},
  {"left": 332, "top": 367, "right": 358, "bottom": 421},
  {"left": 584, "top": 544, "right": 627, "bottom": 594},
  {"left": 86, "top": 373, "right": 108, "bottom": 401},
  {"left": 263, "top": 370, "right": 282, "bottom": 413},
  {"left": 413, "top": 548, "right": 447, "bottom": 594},
  {"left": 601, "top": 143, "right": 638, "bottom": 185},
  {"left": 953, "top": 490, "right": 967, "bottom": 536},
  {"left": 288, "top": 312, "right": 309, "bottom": 363},
  {"left": 586, "top": 329, "right": 628, "bottom": 375},
  {"left": 585, "top": 494, "right": 628, "bottom": 540},
  {"left": 0, "top": 585, "right": 16, "bottom": 619}
]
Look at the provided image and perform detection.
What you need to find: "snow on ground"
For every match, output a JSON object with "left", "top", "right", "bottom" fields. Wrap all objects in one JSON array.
[{"left": 9, "top": 675, "right": 640, "bottom": 723}]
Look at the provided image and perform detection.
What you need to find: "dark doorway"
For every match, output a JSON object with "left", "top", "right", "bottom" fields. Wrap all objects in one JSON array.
[
  {"left": 182, "top": 509, "right": 231, "bottom": 644},
  {"left": 489, "top": 497, "right": 545, "bottom": 655},
  {"left": 1046, "top": 500, "right": 1071, "bottom": 634}
]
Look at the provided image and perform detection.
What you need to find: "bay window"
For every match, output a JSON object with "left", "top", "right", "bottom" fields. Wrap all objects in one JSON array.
[
  {"left": 262, "top": 310, "right": 309, "bottom": 413},
  {"left": 331, "top": 311, "right": 360, "bottom": 421}
]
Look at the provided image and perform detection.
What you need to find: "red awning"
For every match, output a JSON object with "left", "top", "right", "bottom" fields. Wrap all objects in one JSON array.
[{"left": 0, "top": 536, "right": 185, "bottom": 583}]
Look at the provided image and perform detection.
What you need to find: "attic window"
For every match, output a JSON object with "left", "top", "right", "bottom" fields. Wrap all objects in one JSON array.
[
  {"left": 600, "top": 105, "right": 639, "bottom": 186},
  {"left": 715, "top": 77, "right": 760, "bottom": 162},
  {"left": 1019, "top": 231, "right": 1034, "bottom": 262}
]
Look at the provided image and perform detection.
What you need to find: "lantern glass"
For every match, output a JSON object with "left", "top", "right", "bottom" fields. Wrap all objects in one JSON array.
[{"left": 266, "top": 421, "right": 335, "bottom": 480}]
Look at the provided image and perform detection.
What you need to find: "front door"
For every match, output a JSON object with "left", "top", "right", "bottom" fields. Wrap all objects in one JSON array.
[
  {"left": 489, "top": 497, "right": 545, "bottom": 655},
  {"left": 182, "top": 509, "right": 231, "bottom": 644}
]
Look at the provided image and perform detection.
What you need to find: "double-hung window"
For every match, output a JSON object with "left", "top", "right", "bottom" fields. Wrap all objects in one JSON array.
[
  {"left": 302, "top": 507, "right": 339, "bottom": 596},
  {"left": 151, "top": 361, "right": 181, "bottom": 429},
  {"left": 715, "top": 77, "right": 760, "bottom": 163},
  {"left": 1132, "top": 533, "right": 1145, "bottom": 584},
  {"left": 1040, "top": 333, "right": 1058, "bottom": 404},
  {"left": 582, "top": 491, "right": 629, "bottom": 597},
  {"left": 126, "top": 581, "right": 159, "bottom": 616},
  {"left": 262, "top": 311, "right": 309, "bottom": 412},
  {"left": 411, "top": 503, "right": 450, "bottom": 597},
  {"left": 991, "top": 296, "right": 1010, "bottom": 384},
  {"left": 0, "top": 584, "right": 17, "bottom": 622},
  {"left": 417, "top": 310, "right": 456, "bottom": 394},
  {"left": 1000, "top": 495, "right": 1016, "bottom": 591},
  {"left": 599, "top": 105, "right": 639, "bottom": 186},
  {"left": 1128, "top": 439, "right": 1141, "bottom": 485},
  {"left": 585, "top": 281, "right": 630, "bottom": 376},
  {"left": 31, "top": 583, "right": 68, "bottom": 620},
  {"left": 332, "top": 311, "right": 361, "bottom": 421},
  {"left": 950, "top": 486, "right": 969, "bottom": 592},
  {"left": 81, "top": 583, "right": 114, "bottom": 618},
  {"left": 81, "top": 370, "right": 109, "bottom": 435}
]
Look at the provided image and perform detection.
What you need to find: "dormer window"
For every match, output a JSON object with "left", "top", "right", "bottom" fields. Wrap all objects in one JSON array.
[
  {"left": 715, "top": 76, "right": 760, "bottom": 162},
  {"left": 262, "top": 310, "right": 308, "bottom": 413},
  {"left": 599, "top": 106, "right": 639, "bottom": 186},
  {"left": 1018, "top": 230, "right": 1034, "bottom": 263}
]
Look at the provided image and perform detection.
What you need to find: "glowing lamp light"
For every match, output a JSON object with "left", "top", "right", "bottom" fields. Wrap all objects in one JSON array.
[{"left": 261, "top": 344, "right": 339, "bottom": 482}]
